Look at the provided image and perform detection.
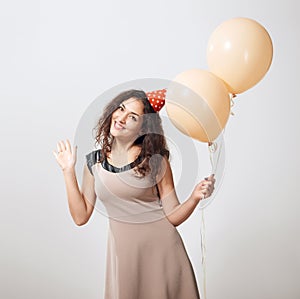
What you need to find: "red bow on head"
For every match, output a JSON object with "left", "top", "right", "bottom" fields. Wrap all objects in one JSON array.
[{"left": 146, "top": 88, "right": 167, "bottom": 112}]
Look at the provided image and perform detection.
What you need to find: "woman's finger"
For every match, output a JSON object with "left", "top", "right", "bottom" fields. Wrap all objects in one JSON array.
[
  {"left": 201, "top": 180, "right": 212, "bottom": 185},
  {"left": 208, "top": 186, "right": 215, "bottom": 195},
  {"left": 202, "top": 181, "right": 212, "bottom": 188},
  {"left": 57, "top": 142, "right": 62, "bottom": 153},
  {"left": 207, "top": 174, "right": 215, "bottom": 183},
  {"left": 73, "top": 144, "right": 78, "bottom": 160},
  {"left": 66, "top": 139, "right": 71, "bottom": 152},
  {"left": 59, "top": 140, "right": 66, "bottom": 151}
]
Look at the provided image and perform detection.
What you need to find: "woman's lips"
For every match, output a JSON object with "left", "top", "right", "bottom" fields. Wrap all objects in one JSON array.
[{"left": 114, "top": 121, "right": 125, "bottom": 130}]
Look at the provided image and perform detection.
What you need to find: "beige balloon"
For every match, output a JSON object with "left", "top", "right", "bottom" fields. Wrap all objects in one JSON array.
[
  {"left": 207, "top": 17, "right": 273, "bottom": 94},
  {"left": 166, "top": 69, "right": 231, "bottom": 143}
]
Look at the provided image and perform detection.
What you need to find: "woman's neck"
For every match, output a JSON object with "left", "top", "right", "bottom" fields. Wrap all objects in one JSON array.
[
  {"left": 108, "top": 138, "right": 141, "bottom": 167},
  {"left": 111, "top": 138, "right": 135, "bottom": 154}
]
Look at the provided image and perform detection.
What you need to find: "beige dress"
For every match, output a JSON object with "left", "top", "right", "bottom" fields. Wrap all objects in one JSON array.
[{"left": 86, "top": 150, "right": 200, "bottom": 299}]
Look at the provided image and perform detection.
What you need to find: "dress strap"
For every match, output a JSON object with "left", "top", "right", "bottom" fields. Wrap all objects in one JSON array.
[{"left": 85, "top": 149, "right": 101, "bottom": 176}]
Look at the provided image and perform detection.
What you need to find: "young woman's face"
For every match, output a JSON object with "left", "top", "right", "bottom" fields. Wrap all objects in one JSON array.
[{"left": 110, "top": 97, "right": 144, "bottom": 140}]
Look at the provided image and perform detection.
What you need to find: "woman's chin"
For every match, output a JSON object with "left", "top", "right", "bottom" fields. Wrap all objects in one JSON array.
[
  {"left": 109, "top": 128, "right": 117, "bottom": 137},
  {"left": 110, "top": 127, "right": 125, "bottom": 138}
]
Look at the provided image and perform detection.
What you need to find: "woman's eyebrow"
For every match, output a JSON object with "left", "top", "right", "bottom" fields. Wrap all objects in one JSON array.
[{"left": 121, "top": 103, "right": 140, "bottom": 116}]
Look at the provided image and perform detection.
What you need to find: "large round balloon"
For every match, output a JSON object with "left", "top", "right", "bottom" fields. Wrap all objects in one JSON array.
[
  {"left": 207, "top": 17, "right": 273, "bottom": 94},
  {"left": 166, "top": 69, "right": 231, "bottom": 143}
]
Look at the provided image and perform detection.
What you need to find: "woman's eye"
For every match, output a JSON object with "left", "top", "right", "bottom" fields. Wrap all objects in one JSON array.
[
  {"left": 118, "top": 106, "right": 124, "bottom": 111},
  {"left": 130, "top": 115, "right": 137, "bottom": 121}
]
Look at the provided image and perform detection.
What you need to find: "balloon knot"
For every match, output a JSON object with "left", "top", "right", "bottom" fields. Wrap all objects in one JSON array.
[
  {"left": 208, "top": 142, "right": 217, "bottom": 153},
  {"left": 230, "top": 93, "right": 236, "bottom": 116}
]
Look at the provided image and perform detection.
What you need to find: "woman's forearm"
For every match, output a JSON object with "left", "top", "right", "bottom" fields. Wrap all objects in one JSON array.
[
  {"left": 167, "top": 196, "right": 200, "bottom": 227},
  {"left": 62, "top": 168, "right": 88, "bottom": 225}
]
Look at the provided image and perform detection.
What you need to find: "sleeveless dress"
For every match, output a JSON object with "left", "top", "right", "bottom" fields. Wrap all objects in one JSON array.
[{"left": 86, "top": 149, "right": 200, "bottom": 299}]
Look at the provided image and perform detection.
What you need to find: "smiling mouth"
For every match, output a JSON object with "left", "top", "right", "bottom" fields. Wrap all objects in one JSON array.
[{"left": 114, "top": 121, "right": 125, "bottom": 130}]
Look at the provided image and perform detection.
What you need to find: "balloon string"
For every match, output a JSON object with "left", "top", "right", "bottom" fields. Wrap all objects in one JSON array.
[
  {"left": 208, "top": 139, "right": 222, "bottom": 175},
  {"left": 201, "top": 137, "right": 224, "bottom": 299},
  {"left": 200, "top": 206, "right": 207, "bottom": 299},
  {"left": 208, "top": 144, "right": 215, "bottom": 173},
  {"left": 201, "top": 132, "right": 226, "bottom": 298},
  {"left": 200, "top": 143, "right": 215, "bottom": 299},
  {"left": 214, "top": 141, "right": 222, "bottom": 174}
]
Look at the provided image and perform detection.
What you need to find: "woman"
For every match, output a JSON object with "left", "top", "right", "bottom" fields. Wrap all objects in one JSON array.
[{"left": 53, "top": 89, "right": 215, "bottom": 299}]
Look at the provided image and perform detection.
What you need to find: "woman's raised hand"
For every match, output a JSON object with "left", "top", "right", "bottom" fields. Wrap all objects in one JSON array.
[
  {"left": 192, "top": 174, "right": 216, "bottom": 202},
  {"left": 53, "top": 139, "right": 77, "bottom": 171}
]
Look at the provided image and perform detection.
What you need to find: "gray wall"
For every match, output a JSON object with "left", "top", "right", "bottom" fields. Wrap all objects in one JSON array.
[{"left": 1, "top": 0, "right": 299, "bottom": 298}]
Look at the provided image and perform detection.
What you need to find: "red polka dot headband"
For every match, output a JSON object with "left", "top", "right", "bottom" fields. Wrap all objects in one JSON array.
[{"left": 146, "top": 88, "right": 166, "bottom": 112}]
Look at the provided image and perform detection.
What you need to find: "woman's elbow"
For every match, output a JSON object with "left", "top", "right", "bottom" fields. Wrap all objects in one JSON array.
[
  {"left": 73, "top": 216, "right": 89, "bottom": 226},
  {"left": 166, "top": 215, "right": 181, "bottom": 227},
  {"left": 75, "top": 220, "right": 87, "bottom": 226}
]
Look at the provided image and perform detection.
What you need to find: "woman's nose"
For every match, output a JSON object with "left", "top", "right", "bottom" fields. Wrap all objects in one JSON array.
[{"left": 117, "top": 113, "right": 127, "bottom": 123}]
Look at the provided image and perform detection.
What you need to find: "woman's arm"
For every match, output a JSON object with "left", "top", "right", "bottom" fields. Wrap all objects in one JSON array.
[
  {"left": 157, "top": 157, "right": 214, "bottom": 227},
  {"left": 62, "top": 164, "right": 96, "bottom": 226},
  {"left": 54, "top": 140, "right": 96, "bottom": 226}
]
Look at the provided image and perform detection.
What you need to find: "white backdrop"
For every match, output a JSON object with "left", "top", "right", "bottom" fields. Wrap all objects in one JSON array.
[{"left": 1, "top": 0, "right": 299, "bottom": 298}]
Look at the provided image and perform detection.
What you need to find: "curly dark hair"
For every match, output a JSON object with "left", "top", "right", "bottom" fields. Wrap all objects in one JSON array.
[{"left": 93, "top": 89, "right": 169, "bottom": 183}]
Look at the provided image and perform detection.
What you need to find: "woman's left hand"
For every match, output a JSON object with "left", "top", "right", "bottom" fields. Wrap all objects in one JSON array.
[{"left": 192, "top": 174, "right": 216, "bottom": 202}]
